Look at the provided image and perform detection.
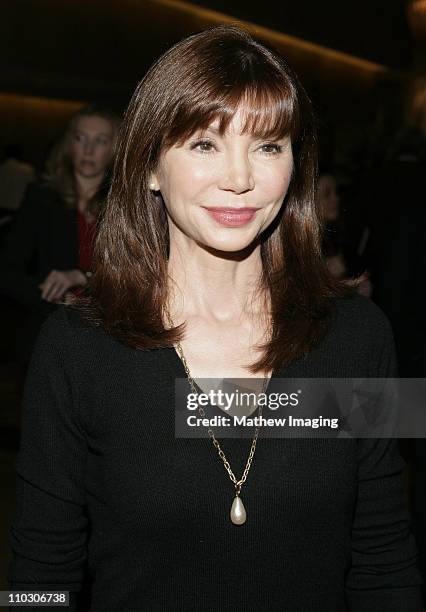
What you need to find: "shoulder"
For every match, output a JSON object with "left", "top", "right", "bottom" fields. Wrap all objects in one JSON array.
[
  {"left": 22, "top": 181, "right": 65, "bottom": 210},
  {"left": 39, "top": 304, "right": 99, "bottom": 344},
  {"left": 36, "top": 305, "right": 156, "bottom": 393},
  {"left": 311, "top": 294, "right": 397, "bottom": 377},
  {"left": 31, "top": 306, "right": 76, "bottom": 361},
  {"left": 38, "top": 304, "right": 125, "bottom": 360},
  {"left": 29, "top": 306, "right": 105, "bottom": 381},
  {"left": 331, "top": 294, "right": 393, "bottom": 342}
]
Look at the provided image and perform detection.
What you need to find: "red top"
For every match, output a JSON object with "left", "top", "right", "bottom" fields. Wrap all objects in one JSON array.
[
  {"left": 71, "top": 210, "right": 96, "bottom": 297},
  {"left": 77, "top": 209, "right": 96, "bottom": 272}
]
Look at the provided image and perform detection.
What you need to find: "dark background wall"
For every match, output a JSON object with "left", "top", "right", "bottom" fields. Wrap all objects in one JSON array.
[{"left": 0, "top": 0, "right": 423, "bottom": 170}]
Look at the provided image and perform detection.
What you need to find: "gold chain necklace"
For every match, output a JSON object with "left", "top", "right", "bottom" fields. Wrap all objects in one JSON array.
[{"left": 164, "top": 307, "right": 268, "bottom": 525}]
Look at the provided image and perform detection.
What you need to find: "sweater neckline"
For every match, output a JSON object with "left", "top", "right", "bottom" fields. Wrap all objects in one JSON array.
[{"left": 161, "top": 343, "right": 278, "bottom": 392}]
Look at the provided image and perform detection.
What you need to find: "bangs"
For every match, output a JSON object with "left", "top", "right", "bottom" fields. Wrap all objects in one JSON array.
[{"left": 164, "top": 80, "right": 300, "bottom": 148}]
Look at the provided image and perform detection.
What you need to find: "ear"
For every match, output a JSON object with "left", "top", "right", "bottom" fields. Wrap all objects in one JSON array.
[{"left": 148, "top": 173, "right": 160, "bottom": 192}]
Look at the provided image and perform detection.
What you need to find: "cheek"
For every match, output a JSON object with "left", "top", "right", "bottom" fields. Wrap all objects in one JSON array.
[
  {"left": 94, "top": 146, "right": 111, "bottom": 165},
  {"left": 70, "top": 143, "right": 83, "bottom": 163},
  {"left": 259, "top": 167, "right": 292, "bottom": 203},
  {"left": 162, "top": 159, "right": 213, "bottom": 204}
]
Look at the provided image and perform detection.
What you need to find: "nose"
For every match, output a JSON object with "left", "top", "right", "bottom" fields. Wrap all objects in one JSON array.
[
  {"left": 219, "top": 152, "right": 255, "bottom": 194},
  {"left": 84, "top": 139, "right": 95, "bottom": 156}
]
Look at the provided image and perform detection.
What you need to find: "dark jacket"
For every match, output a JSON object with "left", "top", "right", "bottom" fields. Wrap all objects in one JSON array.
[{"left": 0, "top": 182, "right": 79, "bottom": 317}]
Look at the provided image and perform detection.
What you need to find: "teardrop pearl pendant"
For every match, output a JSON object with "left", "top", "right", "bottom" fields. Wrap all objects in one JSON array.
[{"left": 230, "top": 495, "right": 247, "bottom": 525}]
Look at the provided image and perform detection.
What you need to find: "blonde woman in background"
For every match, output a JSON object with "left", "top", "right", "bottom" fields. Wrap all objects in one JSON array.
[{"left": 0, "top": 104, "right": 120, "bottom": 362}]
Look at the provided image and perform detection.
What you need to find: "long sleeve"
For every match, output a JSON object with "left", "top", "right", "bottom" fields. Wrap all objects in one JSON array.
[
  {"left": 8, "top": 308, "right": 89, "bottom": 610},
  {"left": 345, "top": 313, "right": 423, "bottom": 610},
  {"left": 0, "top": 183, "right": 49, "bottom": 311},
  {"left": 345, "top": 437, "right": 423, "bottom": 610}
]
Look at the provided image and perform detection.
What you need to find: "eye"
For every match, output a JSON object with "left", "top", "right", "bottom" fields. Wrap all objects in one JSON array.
[
  {"left": 259, "top": 143, "right": 283, "bottom": 156},
  {"left": 190, "top": 139, "right": 216, "bottom": 154}
]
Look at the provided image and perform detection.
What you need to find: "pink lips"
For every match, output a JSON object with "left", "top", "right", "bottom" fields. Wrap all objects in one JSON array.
[{"left": 202, "top": 207, "right": 260, "bottom": 227}]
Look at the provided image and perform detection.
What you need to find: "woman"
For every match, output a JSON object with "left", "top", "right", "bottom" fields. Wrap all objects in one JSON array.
[
  {"left": 318, "top": 169, "right": 373, "bottom": 296},
  {"left": 0, "top": 104, "right": 119, "bottom": 361},
  {"left": 318, "top": 170, "right": 346, "bottom": 278},
  {"left": 8, "top": 26, "right": 422, "bottom": 611}
]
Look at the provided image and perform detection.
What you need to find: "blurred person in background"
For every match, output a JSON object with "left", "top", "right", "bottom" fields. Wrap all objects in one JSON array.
[
  {"left": 0, "top": 104, "right": 120, "bottom": 364},
  {"left": 0, "top": 144, "right": 35, "bottom": 213},
  {"left": 368, "top": 126, "right": 426, "bottom": 375},
  {"left": 317, "top": 168, "right": 372, "bottom": 297},
  {"left": 366, "top": 125, "right": 426, "bottom": 602},
  {"left": 318, "top": 170, "right": 345, "bottom": 278}
]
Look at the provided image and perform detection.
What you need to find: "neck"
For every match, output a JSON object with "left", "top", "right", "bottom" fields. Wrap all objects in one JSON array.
[
  {"left": 75, "top": 172, "right": 104, "bottom": 212},
  {"left": 167, "top": 236, "right": 267, "bottom": 323}
]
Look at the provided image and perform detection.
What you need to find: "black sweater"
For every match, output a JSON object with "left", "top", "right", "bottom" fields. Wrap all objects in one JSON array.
[{"left": 8, "top": 296, "right": 423, "bottom": 611}]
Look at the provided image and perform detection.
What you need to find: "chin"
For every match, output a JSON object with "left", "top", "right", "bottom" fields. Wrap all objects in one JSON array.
[
  {"left": 199, "top": 230, "right": 260, "bottom": 254},
  {"left": 78, "top": 168, "right": 101, "bottom": 179}
]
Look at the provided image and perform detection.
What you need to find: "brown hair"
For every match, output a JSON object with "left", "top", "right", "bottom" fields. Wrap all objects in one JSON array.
[
  {"left": 45, "top": 104, "right": 120, "bottom": 216},
  {"left": 69, "top": 25, "right": 354, "bottom": 372}
]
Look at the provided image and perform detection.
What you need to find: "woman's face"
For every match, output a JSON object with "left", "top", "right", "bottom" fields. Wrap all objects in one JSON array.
[
  {"left": 151, "top": 109, "right": 294, "bottom": 253},
  {"left": 69, "top": 115, "right": 115, "bottom": 179}
]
